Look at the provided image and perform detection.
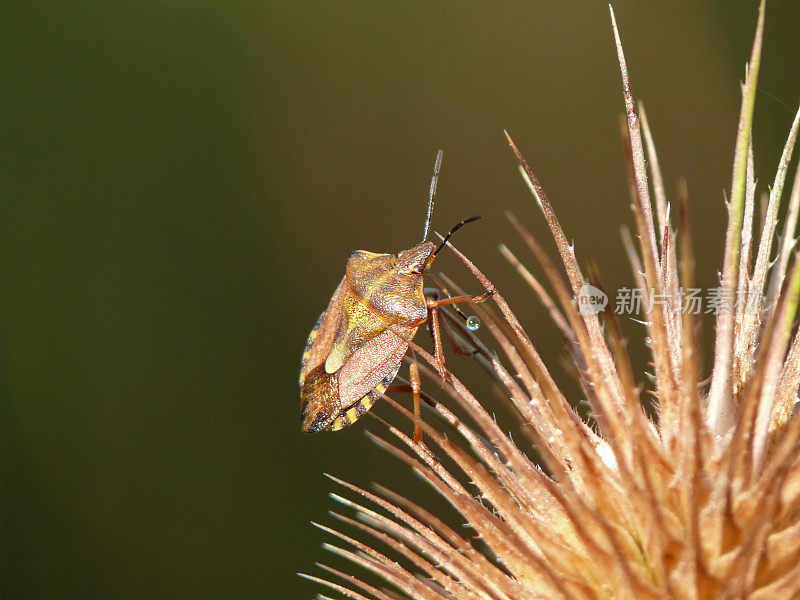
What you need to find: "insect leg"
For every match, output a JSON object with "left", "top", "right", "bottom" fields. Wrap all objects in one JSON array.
[
  {"left": 426, "top": 289, "right": 494, "bottom": 309},
  {"left": 424, "top": 289, "right": 477, "bottom": 357},
  {"left": 409, "top": 353, "right": 423, "bottom": 444},
  {"left": 439, "top": 310, "right": 480, "bottom": 356},
  {"left": 385, "top": 384, "right": 437, "bottom": 407},
  {"left": 427, "top": 304, "right": 448, "bottom": 382}
]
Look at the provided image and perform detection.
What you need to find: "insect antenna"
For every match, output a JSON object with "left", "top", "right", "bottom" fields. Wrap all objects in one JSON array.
[
  {"left": 433, "top": 214, "right": 483, "bottom": 257},
  {"left": 422, "top": 149, "right": 444, "bottom": 242}
]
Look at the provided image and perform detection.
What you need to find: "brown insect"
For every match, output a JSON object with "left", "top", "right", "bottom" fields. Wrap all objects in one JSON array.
[{"left": 299, "top": 150, "right": 492, "bottom": 442}]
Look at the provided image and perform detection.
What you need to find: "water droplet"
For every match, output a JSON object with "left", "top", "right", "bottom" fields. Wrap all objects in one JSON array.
[{"left": 465, "top": 316, "right": 480, "bottom": 331}]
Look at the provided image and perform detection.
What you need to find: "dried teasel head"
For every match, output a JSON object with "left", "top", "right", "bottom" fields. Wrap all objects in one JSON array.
[{"left": 301, "top": 3, "right": 800, "bottom": 599}]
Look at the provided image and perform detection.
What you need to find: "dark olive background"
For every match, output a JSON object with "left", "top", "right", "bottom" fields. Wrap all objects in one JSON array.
[{"left": 2, "top": 2, "right": 798, "bottom": 598}]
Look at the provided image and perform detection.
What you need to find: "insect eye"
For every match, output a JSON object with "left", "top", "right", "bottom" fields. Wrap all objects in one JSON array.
[{"left": 465, "top": 316, "right": 481, "bottom": 331}]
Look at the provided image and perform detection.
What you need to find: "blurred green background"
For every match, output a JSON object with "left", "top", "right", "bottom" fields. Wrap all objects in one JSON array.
[{"left": 2, "top": 1, "right": 798, "bottom": 598}]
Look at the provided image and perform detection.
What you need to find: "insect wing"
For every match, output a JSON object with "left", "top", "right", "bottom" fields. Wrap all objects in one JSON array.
[
  {"left": 323, "top": 289, "right": 386, "bottom": 375},
  {"left": 301, "top": 326, "right": 413, "bottom": 433},
  {"left": 337, "top": 325, "right": 414, "bottom": 408},
  {"left": 308, "top": 327, "right": 416, "bottom": 433},
  {"left": 299, "top": 277, "right": 346, "bottom": 388},
  {"left": 300, "top": 364, "right": 342, "bottom": 432},
  {"left": 329, "top": 360, "right": 401, "bottom": 431}
]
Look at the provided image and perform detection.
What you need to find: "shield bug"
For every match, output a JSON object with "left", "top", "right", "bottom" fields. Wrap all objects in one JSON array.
[{"left": 299, "top": 150, "right": 492, "bottom": 442}]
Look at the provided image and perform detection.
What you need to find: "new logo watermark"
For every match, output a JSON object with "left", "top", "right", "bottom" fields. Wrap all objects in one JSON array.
[
  {"left": 577, "top": 283, "right": 608, "bottom": 316},
  {"left": 572, "top": 285, "right": 774, "bottom": 316}
]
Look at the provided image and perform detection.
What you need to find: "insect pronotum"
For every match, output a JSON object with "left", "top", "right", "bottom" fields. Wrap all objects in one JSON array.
[{"left": 299, "top": 151, "right": 492, "bottom": 442}]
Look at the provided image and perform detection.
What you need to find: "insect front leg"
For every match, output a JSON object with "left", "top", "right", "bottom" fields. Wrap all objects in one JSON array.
[
  {"left": 426, "top": 289, "right": 494, "bottom": 309},
  {"left": 422, "top": 287, "right": 479, "bottom": 357},
  {"left": 425, "top": 288, "right": 493, "bottom": 380}
]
